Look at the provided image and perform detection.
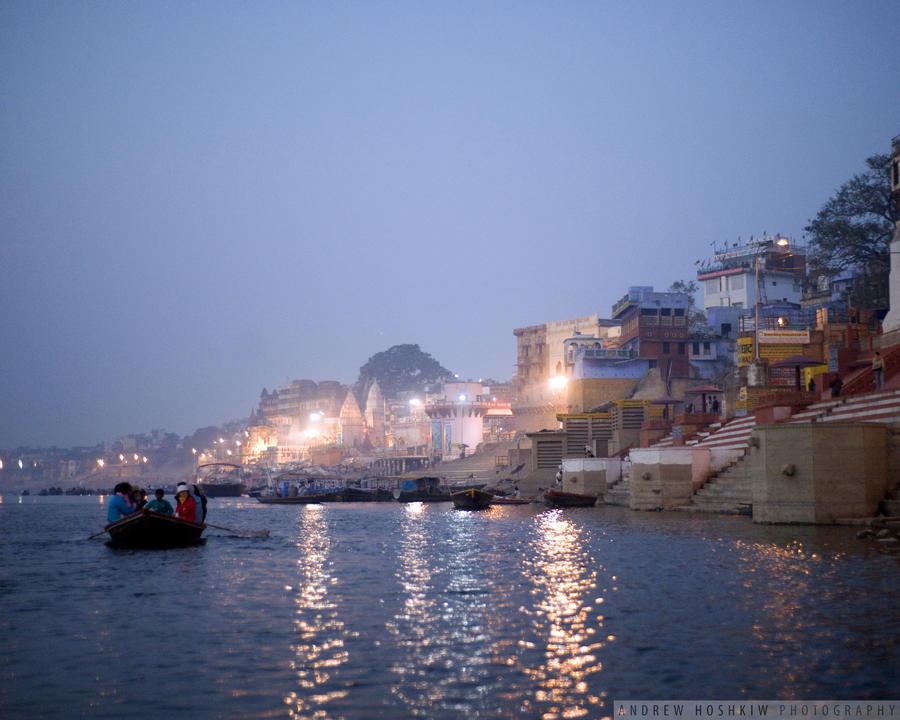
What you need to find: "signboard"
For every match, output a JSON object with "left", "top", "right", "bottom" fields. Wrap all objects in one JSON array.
[
  {"left": 737, "top": 337, "right": 753, "bottom": 366},
  {"left": 758, "top": 330, "right": 810, "bottom": 344},
  {"left": 760, "top": 344, "right": 802, "bottom": 362}
]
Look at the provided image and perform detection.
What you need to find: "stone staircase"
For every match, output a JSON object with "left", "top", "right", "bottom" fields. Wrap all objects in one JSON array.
[
  {"left": 681, "top": 454, "right": 752, "bottom": 514},
  {"left": 785, "top": 387, "right": 900, "bottom": 425},
  {"left": 690, "top": 415, "right": 757, "bottom": 451},
  {"left": 604, "top": 478, "right": 630, "bottom": 506}
]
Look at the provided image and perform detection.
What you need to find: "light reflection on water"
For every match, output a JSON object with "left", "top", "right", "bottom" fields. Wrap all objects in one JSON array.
[
  {"left": 522, "top": 509, "right": 607, "bottom": 720},
  {"left": 1, "top": 498, "right": 899, "bottom": 719},
  {"left": 286, "top": 504, "right": 351, "bottom": 719}
]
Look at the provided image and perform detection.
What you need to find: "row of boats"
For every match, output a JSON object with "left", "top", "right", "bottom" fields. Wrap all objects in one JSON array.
[
  {"left": 257, "top": 475, "right": 598, "bottom": 510},
  {"left": 194, "top": 463, "right": 598, "bottom": 509}
]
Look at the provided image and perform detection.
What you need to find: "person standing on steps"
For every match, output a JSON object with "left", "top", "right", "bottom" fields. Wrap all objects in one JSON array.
[{"left": 873, "top": 351, "right": 885, "bottom": 390}]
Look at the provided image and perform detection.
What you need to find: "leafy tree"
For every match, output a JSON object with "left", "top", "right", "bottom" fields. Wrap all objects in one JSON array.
[
  {"left": 668, "top": 279, "right": 707, "bottom": 330},
  {"left": 354, "top": 344, "right": 452, "bottom": 403},
  {"left": 805, "top": 154, "right": 895, "bottom": 310}
]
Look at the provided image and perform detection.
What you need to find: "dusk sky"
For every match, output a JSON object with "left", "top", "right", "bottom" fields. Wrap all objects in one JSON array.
[{"left": 2, "top": 2, "right": 899, "bottom": 448}]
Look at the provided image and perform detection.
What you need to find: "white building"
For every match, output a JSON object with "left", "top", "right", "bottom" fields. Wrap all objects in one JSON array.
[{"left": 698, "top": 236, "right": 805, "bottom": 312}]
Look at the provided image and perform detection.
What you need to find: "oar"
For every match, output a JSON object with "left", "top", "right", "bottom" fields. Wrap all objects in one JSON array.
[
  {"left": 204, "top": 522, "right": 269, "bottom": 538},
  {"left": 88, "top": 528, "right": 108, "bottom": 540}
]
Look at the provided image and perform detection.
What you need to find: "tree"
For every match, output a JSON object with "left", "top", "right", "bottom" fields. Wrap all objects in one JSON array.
[
  {"left": 354, "top": 344, "right": 452, "bottom": 403},
  {"left": 805, "top": 154, "right": 895, "bottom": 310},
  {"left": 668, "top": 279, "right": 707, "bottom": 330}
]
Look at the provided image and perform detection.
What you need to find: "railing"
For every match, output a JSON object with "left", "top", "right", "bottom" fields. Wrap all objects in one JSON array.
[{"left": 755, "top": 390, "right": 817, "bottom": 408}]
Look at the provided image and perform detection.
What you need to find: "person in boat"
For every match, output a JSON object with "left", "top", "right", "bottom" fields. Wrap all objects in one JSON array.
[
  {"left": 192, "top": 484, "right": 207, "bottom": 523},
  {"left": 131, "top": 486, "right": 148, "bottom": 510},
  {"left": 144, "top": 488, "right": 174, "bottom": 515},
  {"left": 107, "top": 482, "right": 136, "bottom": 523},
  {"left": 174, "top": 482, "right": 197, "bottom": 522}
]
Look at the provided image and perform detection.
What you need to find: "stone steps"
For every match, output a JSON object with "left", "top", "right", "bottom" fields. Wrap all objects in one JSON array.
[
  {"left": 604, "top": 478, "right": 631, "bottom": 506},
  {"left": 682, "top": 456, "right": 753, "bottom": 513}
]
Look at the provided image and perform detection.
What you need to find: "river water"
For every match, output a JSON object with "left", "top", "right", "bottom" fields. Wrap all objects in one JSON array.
[{"left": 0, "top": 496, "right": 898, "bottom": 719}]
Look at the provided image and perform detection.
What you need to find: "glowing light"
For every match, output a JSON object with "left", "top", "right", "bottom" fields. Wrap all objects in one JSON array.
[
  {"left": 191, "top": 448, "right": 197, "bottom": 455},
  {"left": 776, "top": 237, "right": 789, "bottom": 247},
  {"left": 96, "top": 459, "right": 105, "bottom": 468},
  {"left": 548, "top": 375, "right": 568, "bottom": 391},
  {"left": 309, "top": 411, "right": 323, "bottom": 422},
  {"left": 458, "top": 394, "right": 467, "bottom": 402},
  {"left": 119, "top": 454, "right": 125, "bottom": 462},
  {"left": 17, "top": 459, "right": 23, "bottom": 469},
  {"left": 777, "top": 317, "right": 786, "bottom": 327},
  {"left": 408, "top": 398, "right": 421, "bottom": 407},
  {"left": 0, "top": 459, "right": 3, "bottom": 470},
  {"left": 142, "top": 456, "right": 148, "bottom": 464}
]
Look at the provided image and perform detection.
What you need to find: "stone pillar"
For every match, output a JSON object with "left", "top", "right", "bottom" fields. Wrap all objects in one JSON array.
[{"left": 881, "top": 136, "right": 900, "bottom": 332}]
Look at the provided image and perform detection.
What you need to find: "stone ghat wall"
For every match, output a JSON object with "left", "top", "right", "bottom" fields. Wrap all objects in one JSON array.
[{"left": 751, "top": 423, "right": 890, "bottom": 524}]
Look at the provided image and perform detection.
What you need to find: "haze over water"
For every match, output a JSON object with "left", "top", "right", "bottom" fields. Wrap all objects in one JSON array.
[{"left": 1, "top": 497, "right": 897, "bottom": 719}]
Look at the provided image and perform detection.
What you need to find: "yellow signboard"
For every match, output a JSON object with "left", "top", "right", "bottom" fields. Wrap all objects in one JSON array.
[{"left": 737, "top": 337, "right": 753, "bottom": 366}]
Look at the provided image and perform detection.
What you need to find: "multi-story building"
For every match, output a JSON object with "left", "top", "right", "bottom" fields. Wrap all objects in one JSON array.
[
  {"left": 609, "top": 286, "right": 691, "bottom": 379},
  {"left": 697, "top": 236, "right": 806, "bottom": 314}
]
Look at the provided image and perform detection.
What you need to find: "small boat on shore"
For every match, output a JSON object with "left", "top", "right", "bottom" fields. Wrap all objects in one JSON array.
[
  {"left": 195, "top": 462, "right": 245, "bottom": 498},
  {"left": 490, "top": 495, "right": 532, "bottom": 505},
  {"left": 544, "top": 489, "right": 598, "bottom": 508},
  {"left": 451, "top": 487, "right": 494, "bottom": 510},
  {"left": 104, "top": 510, "right": 206, "bottom": 549},
  {"left": 393, "top": 476, "right": 452, "bottom": 503}
]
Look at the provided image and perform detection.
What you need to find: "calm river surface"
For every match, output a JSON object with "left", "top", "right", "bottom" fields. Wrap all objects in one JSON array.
[{"left": 1, "top": 496, "right": 898, "bottom": 719}]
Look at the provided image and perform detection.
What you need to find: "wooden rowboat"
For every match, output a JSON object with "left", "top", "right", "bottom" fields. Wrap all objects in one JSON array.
[
  {"left": 544, "top": 489, "right": 598, "bottom": 508},
  {"left": 105, "top": 510, "right": 206, "bottom": 549},
  {"left": 451, "top": 487, "right": 494, "bottom": 510}
]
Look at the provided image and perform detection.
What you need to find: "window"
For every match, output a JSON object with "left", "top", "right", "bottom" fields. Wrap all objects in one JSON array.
[
  {"left": 673, "top": 308, "right": 685, "bottom": 316},
  {"left": 661, "top": 308, "right": 671, "bottom": 316},
  {"left": 729, "top": 275, "right": 744, "bottom": 290},
  {"left": 662, "top": 342, "right": 670, "bottom": 354},
  {"left": 692, "top": 342, "right": 700, "bottom": 354},
  {"left": 641, "top": 308, "right": 657, "bottom": 316},
  {"left": 678, "top": 343, "right": 685, "bottom": 354},
  {"left": 703, "top": 342, "right": 711, "bottom": 356}
]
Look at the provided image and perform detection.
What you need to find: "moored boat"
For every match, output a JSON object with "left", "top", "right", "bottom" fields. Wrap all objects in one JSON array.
[
  {"left": 451, "top": 487, "right": 494, "bottom": 510},
  {"left": 256, "top": 493, "right": 331, "bottom": 504},
  {"left": 195, "top": 462, "right": 245, "bottom": 498},
  {"left": 544, "top": 489, "right": 598, "bottom": 508},
  {"left": 105, "top": 510, "right": 205, "bottom": 549},
  {"left": 393, "top": 476, "right": 452, "bottom": 503},
  {"left": 490, "top": 495, "right": 532, "bottom": 505}
]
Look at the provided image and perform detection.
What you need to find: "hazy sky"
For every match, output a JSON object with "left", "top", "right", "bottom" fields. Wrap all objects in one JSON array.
[{"left": 2, "top": 1, "right": 899, "bottom": 448}]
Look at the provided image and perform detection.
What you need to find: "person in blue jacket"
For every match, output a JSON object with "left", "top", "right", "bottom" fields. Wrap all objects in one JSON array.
[
  {"left": 192, "top": 484, "right": 207, "bottom": 523},
  {"left": 107, "top": 482, "right": 136, "bottom": 523}
]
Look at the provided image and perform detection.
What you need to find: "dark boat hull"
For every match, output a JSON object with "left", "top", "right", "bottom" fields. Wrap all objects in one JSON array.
[
  {"left": 340, "top": 487, "right": 394, "bottom": 502},
  {"left": 544, "top": 489, "right": 598, "bottom": 508},
  {"left": 393, "top": 490, "right": 452, "bottom": 503},
  {"left": 451, "top": 488, "right": 494, "bottom": 510},
  {"left": 105, "top": 510, "right": 205, "bottom": 549},
  {"left": 256, "top": 494, "right": 330, "bottom": 504},
  {"left": 197, "top": 482, "right": 244, "bottom": 498}
]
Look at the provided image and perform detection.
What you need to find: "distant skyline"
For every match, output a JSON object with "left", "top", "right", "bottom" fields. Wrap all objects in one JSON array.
[{"left": 2, "top": 1, "right": 899, "bottom": 448}]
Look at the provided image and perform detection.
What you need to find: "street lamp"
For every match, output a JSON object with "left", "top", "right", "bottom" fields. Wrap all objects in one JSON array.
[{"left": 754, "top": 237, "right": 790, "bottom": 362}]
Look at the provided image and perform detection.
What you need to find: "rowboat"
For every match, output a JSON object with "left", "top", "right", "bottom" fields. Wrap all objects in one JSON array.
[
  {"left": 393, "top": 476, "right": 452, "bottom": 503},
  {"left": 490, "top": 495, "right": 532, "bottom": 505},
  {"left": 104, "top": 510, "right": 206, "bottom": 549},
  {"left": 544, "top": 489, "right": 598, "bottom": 508},
  {"left": 451, "top": 487, "right": 494, "bottom": 510}
]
